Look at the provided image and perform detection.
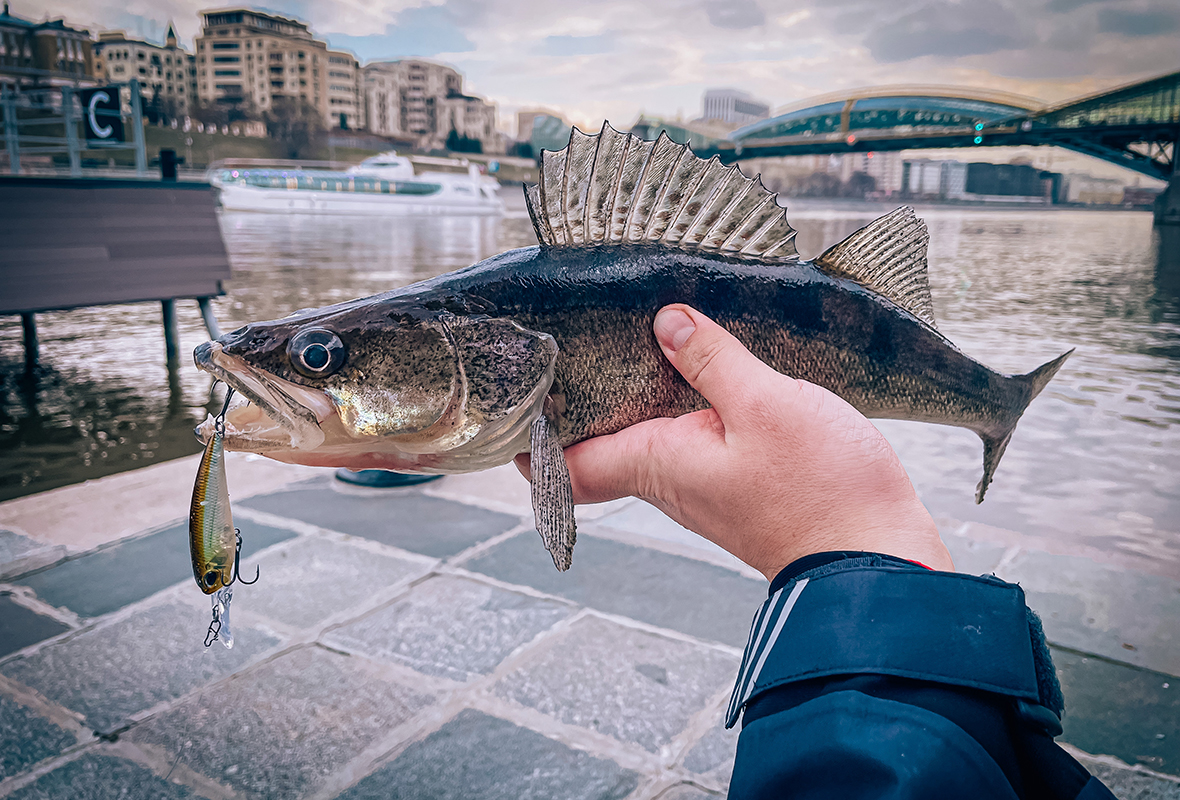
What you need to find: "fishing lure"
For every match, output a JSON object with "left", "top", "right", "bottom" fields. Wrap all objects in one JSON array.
[{"left": 189, "top": 387, "right": 258, "bottom": 648}]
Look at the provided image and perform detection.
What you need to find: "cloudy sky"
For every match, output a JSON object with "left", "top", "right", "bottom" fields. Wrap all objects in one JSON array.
[{"left": 44, "top": 0, "right": 1180, "bottom": 134}]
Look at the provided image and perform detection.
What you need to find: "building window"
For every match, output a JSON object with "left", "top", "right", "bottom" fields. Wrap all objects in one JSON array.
[
  {"left": 214, "top": 70, "right": 240, "bottom": 76},
  {"left": 212, "top": 42, "right": 240, "bottom": 50},
  {"left": 213, "top": 56, "right": 240, "bottom": 62}
]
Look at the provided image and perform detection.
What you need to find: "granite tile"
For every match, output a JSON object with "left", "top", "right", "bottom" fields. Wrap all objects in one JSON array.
[
  {"left": 7, "top": 753, "right": 204, "bottom": 800},
  {"left": 682, "top": 715, "right": 738, "bottom": 789},
  {"left": 0, "top": 694, "right": 76, "bottom": 781},
  {"left": 494, "top": 615, "right": 738, "bottom": 753},
  {"left": 998, "top": 550, "right": 1180, "bottom": 676},
  {"left": 130, "top": 646, "right": 434, "bottom": 800},
  {"left": 243, "top": 486, "right": 519, "bottom": 558},
  {"left": 241, "top": 537, "right": 430, "bottom": 629},
  {"left": 1055, "top": 648, "right": 1180, "bottom": 776},
  {"left": 942, "top": 532, "right": 1008, "bottom": 576},
  {"left": 655, "top": 785, "right": 721, "bottom": 800},
  {"left": 17, "top": 521, "right": 295, "bottom": 619},
  {"left": 594, "top": 502, "right": 746, "bottom": 570},
  {"left": 0, "top": 601, "right": 278, "bottom": 733},
  {"left": 335, "top": 709, "right": 638, "bottom": 800},
  {"left": 323, "top": 575, "right": 571, "bottom": 682},
  {"left": 0, "top": 593, "right": 70, "bottom": 658},
  {"left": 0, "top": 529, "right": 63, "bottom": 581},
  {"left": 463, "top": 532, "right": 767, "bottom": 648},
  {"left": 1078, "top": 760, "right": 1180, "bottom": 799}
]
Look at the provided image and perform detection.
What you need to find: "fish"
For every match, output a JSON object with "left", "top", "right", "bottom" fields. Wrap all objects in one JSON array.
[{"left": 193, "top": 124, "right": 1072, "bottom": 572}]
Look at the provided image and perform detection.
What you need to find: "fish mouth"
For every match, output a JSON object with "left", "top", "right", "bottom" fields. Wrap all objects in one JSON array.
[{"left": 194, "top": 341, "right": 335, "bottom": 451}]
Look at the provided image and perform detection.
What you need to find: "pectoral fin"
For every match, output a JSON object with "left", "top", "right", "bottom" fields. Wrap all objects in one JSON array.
[{"left": 529, "top": 411, "right": 576, "bottom": 571}]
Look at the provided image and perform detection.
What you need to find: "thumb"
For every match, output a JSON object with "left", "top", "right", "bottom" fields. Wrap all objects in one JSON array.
[{"left": 652, "top": 304, "right": 782, "bottom": 422}]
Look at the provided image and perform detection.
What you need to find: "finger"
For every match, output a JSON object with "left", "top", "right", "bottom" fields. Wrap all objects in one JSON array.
[
  {"left": 513, "top": 452, "right": 531, "bottom": 481},
  {"left": 653, "top": 304, "right": 787, "bottom": 426}
]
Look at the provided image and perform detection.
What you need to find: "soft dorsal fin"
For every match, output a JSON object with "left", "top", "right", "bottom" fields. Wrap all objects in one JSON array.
[
  {"left": 814, "top": 207, "right": 937, "bottom": 327},
  {"left": 524, "top": 123, "right": 799, "bottom": 262}
]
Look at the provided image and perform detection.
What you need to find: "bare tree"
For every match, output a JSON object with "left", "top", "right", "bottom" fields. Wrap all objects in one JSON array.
[{"left": 264, "top": 97, "right": 325, "bottom": 159}]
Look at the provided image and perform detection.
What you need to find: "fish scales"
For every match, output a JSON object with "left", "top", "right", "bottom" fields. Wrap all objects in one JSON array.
[{"left": 192, "top": 124, "right": 1071, "bottom": 571}]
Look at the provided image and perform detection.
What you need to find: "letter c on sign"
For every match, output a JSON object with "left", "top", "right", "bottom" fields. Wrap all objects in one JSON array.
[{"left": 88, "top": 91, "right": 113, "bottom": 138}]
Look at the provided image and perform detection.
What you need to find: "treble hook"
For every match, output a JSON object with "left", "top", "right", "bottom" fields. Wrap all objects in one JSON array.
[{"left": 230, "top": 529, "right": 260, "bottom": 585}]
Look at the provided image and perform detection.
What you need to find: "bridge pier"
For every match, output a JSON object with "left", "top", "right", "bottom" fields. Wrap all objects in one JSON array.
[{"left": 1153, "top": 141, "right": 1179, "bottom": 227}]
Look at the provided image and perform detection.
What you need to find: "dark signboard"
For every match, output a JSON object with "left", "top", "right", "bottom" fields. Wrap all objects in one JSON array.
[{"left": 80, "top": 87, "right": 124, "bottom": 142}]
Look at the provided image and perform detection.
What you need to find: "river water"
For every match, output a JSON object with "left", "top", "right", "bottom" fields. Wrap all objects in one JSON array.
[{"left": 2, "top": 195, "right": 1178, "bottom": 572}]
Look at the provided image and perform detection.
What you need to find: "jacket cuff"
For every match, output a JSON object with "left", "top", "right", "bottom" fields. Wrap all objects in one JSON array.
[{"left": 726, "top": 560, "right": 1045, "bottom": 728}]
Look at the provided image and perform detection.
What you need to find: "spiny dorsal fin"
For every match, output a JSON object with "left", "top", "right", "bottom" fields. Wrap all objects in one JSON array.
[
  {"left": 526, "top": 123, "right": 798, "bottom": 262},
  {"left": 814, "top": 207, "right": 937, "bottom": 327}
]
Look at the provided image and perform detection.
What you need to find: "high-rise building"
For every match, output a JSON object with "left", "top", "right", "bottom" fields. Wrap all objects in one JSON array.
[
  {"left": 701, "top": 88, "right": 770, "bottom": 127},
  {"left": 0, "top": 3, "right": 95, "bottom": 89},
  {"left": 194, "top": 8, "right": 328, "bottom": 122},
  {"left": 362, "top": 59, "right": 497, "bottom": 151},
  {"left": 94, "top": 26, "right": 198, "bottom": 116}
]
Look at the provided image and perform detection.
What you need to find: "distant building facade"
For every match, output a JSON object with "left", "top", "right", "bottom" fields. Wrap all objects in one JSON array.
[
  {"left": 195, "top": 8, "right": 328, "bottom": 121},
  {"left": 94, "top": 26, "right": 197, "bottom": 115},
  {"left": 326, "top": 50, "right": 360, "bottom": 130},
  {"left": 0, "top": 3, "right": 95, "bottom": 89},
  {"left": 701, "top": 88, "right": 770, "bottom": 127},
  {"left": 362, "top": 59, "right": 497, "bottom": 151}
]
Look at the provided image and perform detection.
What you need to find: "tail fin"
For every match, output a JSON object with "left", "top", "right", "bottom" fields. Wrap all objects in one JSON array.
[{"left": 976, "top": 348, "right": 1074, "bottom": 503}]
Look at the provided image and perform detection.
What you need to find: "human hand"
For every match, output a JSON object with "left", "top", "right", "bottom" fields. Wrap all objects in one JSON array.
[{"left": 516, "top": 304, "right": 953, "bottom": 581}]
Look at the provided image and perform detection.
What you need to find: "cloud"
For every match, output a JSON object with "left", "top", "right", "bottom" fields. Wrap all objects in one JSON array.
[
  {"left": 1097, "top": 7, "right": 1180, "bottom": 36},
  {"left": 325, "top": 4, "right": 475, "bottom": 61},
  {"left": 864, "top": 0, "right": 1032, "bottom": 62},
  {"left": 540, "top": 33, "right": 615, "bottom": 56},
  {"left": 703, "top": 0, "right": 765, "bottom": 29}
]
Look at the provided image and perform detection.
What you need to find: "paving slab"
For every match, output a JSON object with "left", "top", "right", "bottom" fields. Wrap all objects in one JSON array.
[
  {"left": 130, "top": 646, "right": 434, "bottom": 800},
  {"left": 1054, "top": 648, "right": 1180, "bottom": 776},
  {"left": 0, "top": 451, "right": 318, "bottom": 552},
  {"left": 681, "top": 715, "right": 738, "bottom": 790},
  {"left": 16, "top": 520, "right": 296, "bottom": 619},
  {"left": 463, "top": 532, "right": 766, "bottom": 648},
  {"left": 1074, "top": 758, "right": 1180, "bottom": 800},
  {"left": 242, "top": 484, "right": 519, "bottom": 558},
  {"left": 335, "top": 709, "right": 638, "bottom": 800},
  {"left": 0, "top": 694, "right": 77, "bottom": 781},
  {"left": 323, "top": 574, "right": 572, "bottom": 682},
  {"left": 998, "top": 550, "right": 1180, "bottom": 676},
  {"left": 241, "top": 537, "right": 431, "bottom": 629},
  {"left": 0, "top": 593, "right": 70, "bottom": 659},
  {"left": 0, "top": 529, "right": 64, "bottom": 581},
  {"left": 6, "top": 752, "right": 204, "bottom": 800},
  {"left": 654, "top": 785, "right": 721, "bottom": 800},
  {"left": 0, "top": 601, "right": 279, "bottom": 734},
  {"left": 593, "top": 501, "right": 746, "bottom": 570},
  {"left": 494, "top": 615, "right": 737, "bottom": 754}
]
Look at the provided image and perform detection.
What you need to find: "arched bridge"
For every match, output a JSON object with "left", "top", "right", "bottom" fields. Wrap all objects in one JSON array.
[{"left": 685, "top": 70, "right": 1179, "bottom": 181}]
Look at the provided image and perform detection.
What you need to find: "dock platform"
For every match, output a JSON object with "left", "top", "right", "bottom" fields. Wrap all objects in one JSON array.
[{"left": 0, "top": 459, "right": 1177, "bottom": 799}]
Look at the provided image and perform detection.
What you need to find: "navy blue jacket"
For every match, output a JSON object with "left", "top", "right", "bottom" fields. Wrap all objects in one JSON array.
[{"left": 727, "top": 552, "right": 1116, "bottom": 799}]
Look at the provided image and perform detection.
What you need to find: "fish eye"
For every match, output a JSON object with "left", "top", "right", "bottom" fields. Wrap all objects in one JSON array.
[
  {"left": 203, "top": 570, "right": 220, "bottom": 588},
  {"left": 288, "top": 328, "right": 346, "bottom": 379}
]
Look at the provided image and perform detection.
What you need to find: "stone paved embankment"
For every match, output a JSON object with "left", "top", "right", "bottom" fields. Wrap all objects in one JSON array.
[{"left": 0, "top": 455, "right": 1177, "bottom": 799}]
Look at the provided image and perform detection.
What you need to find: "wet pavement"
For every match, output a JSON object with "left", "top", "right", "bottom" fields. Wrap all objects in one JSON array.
[{"left": 0, "top": 456, "right": 1177, "bottom": 799}]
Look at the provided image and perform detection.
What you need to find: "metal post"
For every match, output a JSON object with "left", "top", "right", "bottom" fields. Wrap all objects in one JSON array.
[
  {"left": 2, "top": 88, "right": 19, "bottom": 175},
  {"left": 197, "top": 297, "right": 222, "bottom": 339},
  {"left": 130, "top": 79, "right": 146, "bottom": 177},
  {"left": 161, "top": 299, "right": 179, "bottom": 363},
  {"left": 21, "top": 312, "right": 37, "bottom": 372},
  {"left": 62, "top": 87, "right": 81, "bottom": 177}
]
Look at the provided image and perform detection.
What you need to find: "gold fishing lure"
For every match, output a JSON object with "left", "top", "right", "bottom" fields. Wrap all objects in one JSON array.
[{"left": 189, "top": 387, "right": 257, "bottom": 647}]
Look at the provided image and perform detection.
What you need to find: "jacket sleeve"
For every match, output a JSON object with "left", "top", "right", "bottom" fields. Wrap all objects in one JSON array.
[{"left": 725, "top": 552, "right": 1116, "bottom": 800}]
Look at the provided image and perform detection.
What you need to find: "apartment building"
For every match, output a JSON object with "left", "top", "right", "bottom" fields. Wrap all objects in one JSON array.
[
  {"left": 326, "top": 49, "right": 360, "bottom": 130},
  {"left": 363, "top": 59, "right": 497, "bottom": 151},
  {"left": 94, "top": 26, "right": 197, "bottom": 115},
  {"left": 194, "top": 8, "right": 327, "bottom": 121},
  {"left": 0, "top": 4, "right": 95, "bottom": 89}
]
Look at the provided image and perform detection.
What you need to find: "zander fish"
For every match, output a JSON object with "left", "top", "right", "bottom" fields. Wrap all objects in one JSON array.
[{"left": 193, "top": 124, "right": 1072, "bottom": 572}]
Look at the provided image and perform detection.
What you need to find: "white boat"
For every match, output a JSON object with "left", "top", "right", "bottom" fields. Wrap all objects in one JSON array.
[{"left": 211, "top": 152, "right": 505, "bottom": 216}]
